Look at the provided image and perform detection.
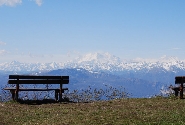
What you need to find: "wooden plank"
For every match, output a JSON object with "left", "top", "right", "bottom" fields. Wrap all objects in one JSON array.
[
  {"left": 180, "top": 83, "right": 184, "bottom": 99},
  {"left": 17, "top": 89, "right": 59, "bottom": 91},
  {"left": 9, "top": 75, "right": 69, "bottom": 80},
  {"left": 4, "top": 88, "right": 68, "bottom": 91},
  {"left": 8, "top": 79, "right": 69, "bottom": 84},
  {"left": 4, "top": 88, "right": 16, "bottom": 90},
  {"left": 175, "top": 76, "right": 185, "bottom": 84}
]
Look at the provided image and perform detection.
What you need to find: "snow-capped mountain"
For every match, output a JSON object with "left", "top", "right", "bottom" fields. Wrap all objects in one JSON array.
[
  {"left": 0, "top": 52, "right": 185, "bottom": 72},
  {"left": 65, "top": 52, "right": 123, "bottom": 72},
  {"left": 65, "top": 52, "right": 185, "bottom": 73},
  {"left": 74, "top": 52, "right": 122, "bottom": 64},
  {"left": 0, "top": 52, "right": 184, "bottom": 98}
]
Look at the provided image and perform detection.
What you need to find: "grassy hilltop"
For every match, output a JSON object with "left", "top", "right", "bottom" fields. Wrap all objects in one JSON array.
[{"left": 1, "top": 97, "right": 185, "bottom": 125}]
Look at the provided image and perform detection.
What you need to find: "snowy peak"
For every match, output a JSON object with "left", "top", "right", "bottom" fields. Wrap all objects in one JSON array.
[
  {"left": 159, "top": 55, "right": 179, "bottom": 63},
  {"left": 64, "top": 52, "right": 123, "bottom": 71},
  {"left": 74, "top": 52, "right": 122, "bottom": 64}
]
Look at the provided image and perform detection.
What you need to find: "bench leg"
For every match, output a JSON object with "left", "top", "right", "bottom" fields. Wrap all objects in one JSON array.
[
  {"left": 59, "top": 84, "right": 63, "bottom": 102},
  {"left": 10, "top": 90, "right": 15, "bottom": 101},
  {"left": 174, "top": 90, "right": 179, "bottom": 97},
  {"left": 59, "top": 91, "right": 62, "bottom": 102},
  {"left": 15, "top": 91, "right": 19, "bottom": 101},
  {"left": 55, "top": 90, "right": 59, "bottom": 101},
  {"left": 10, "top": 90, "right": 19, "bottom": 101},
  {"left": 180, "top": 83, "right": 183, "bottom": 99}
]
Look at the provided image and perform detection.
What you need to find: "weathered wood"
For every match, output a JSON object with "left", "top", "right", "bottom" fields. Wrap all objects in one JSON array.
[
  {"left": 173, "top": 76, "right": 185, "bottom": 99},
  {"left": 59, "top": 84, "right": 63, "bottom": 101},
  {"left": 4, "top": 88, "right": 68, "bottom": 91},
  {"left": 10, "top": 90, "right": 16, "bottom": 100},
  {"left": 180, "top": 83, "right": 183, "bottom": 99},
  {"left": 175, "top": 76, "right": 185, "bottom": 84},
  {"left": 5, "top": 75, "right": 69, "bottom": 101},
  {"left": 171, "top": 87, "right": 180, "bottom": 96},
  {"left": 9, "top": 79, "right": 69, "bottom": 84},
  {"left": 9, "top": 75, "right": 69, "bottom": 80},
  {"left": 15, "top": 78, "right": 19, "bottom": 101},
  {"left": 55, "top": 90, "right": 59, "bottom": 101}
]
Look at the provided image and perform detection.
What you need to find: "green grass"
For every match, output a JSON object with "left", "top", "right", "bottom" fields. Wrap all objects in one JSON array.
[{"left": 1, "top": 97, "right": 185, "bottom": 125}]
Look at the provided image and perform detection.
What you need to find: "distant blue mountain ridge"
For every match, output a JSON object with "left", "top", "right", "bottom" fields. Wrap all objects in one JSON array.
[{"left": 0, "top": 67, "right": 180, "bottom": 98}]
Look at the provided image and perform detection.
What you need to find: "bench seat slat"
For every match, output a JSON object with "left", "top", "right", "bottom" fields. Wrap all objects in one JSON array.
[
  {"left": 4, "top": 88, "right": 68, "bottom": 91},
  {"left": 9, "top": 75, "right": 69, "bottom": 80},
  {"left": 8, "top": 80, "right": 69, "bottom": 84}
]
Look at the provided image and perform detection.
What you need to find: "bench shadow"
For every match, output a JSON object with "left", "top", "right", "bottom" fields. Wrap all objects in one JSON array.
[{"left": 17, "top": 99, "right": 72, "bottom": 105}]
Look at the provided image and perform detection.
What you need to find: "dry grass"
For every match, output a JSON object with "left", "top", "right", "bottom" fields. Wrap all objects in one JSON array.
[{"left": 1, "top": 97, "right": 185, "bottom": 125}]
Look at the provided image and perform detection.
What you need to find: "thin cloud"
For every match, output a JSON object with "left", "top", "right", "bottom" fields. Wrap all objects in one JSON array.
[
  {"left": 0, "top": 41, "right": 6, "bottom": 45},
  {"left": 0, "top": 0, "right": 22, "bottom": 6},
  {"left": 29, "top": 53, "right": 34, "bottom": 58},
  {"left": 29, "top": 53, "right": 45, "bottom": 58},
  {"left": 0, "top": 0, "right": 43, "bottom": 7},
  {"left": 172, "top": 48, "right": 181, "bottom": 50},
  {"left": 35, "top": 0, "right": 42, "bottom": 6},
  {"left": 0, "top": 50, "right": 7, "bottom": 55}
]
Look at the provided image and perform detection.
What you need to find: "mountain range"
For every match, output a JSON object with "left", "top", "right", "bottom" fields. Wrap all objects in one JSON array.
[
  {"left": 0, "top": 52, "right": 184, "bottom": 97},
  {"left": 0, "top": 52, "right": 185, "bottom": 73}
]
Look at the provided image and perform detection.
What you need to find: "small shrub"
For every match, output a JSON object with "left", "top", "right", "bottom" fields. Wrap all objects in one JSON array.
[{"left": 63, "top": 85, "right": 129, "bottom": 103}]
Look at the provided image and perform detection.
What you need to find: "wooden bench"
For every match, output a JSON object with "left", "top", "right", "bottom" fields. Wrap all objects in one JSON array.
[
  {"left": 4, "top": 75, "right": 69, "bottom": 101},
  {"left": 172, "top": 76, "right": 185, "bottom": 99}
]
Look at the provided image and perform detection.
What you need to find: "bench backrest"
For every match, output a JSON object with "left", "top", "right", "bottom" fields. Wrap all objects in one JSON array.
[
  {"left": 175, "top": 76, "right": 185, "bottom": 84},
  {"left": 8, "top": 75, "right": 69, "bottom": 84}
]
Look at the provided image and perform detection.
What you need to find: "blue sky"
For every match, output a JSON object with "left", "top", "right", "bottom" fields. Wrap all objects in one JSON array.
[{"left": 0, "top": 0, "right": 185, "bottom": 63}]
